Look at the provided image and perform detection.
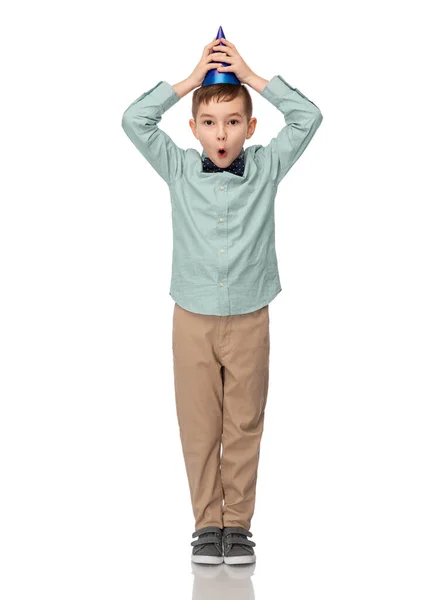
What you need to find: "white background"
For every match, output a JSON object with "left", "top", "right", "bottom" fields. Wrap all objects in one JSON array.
[{"left": 1, "top": 1, "right": 421, "bottom": 598}]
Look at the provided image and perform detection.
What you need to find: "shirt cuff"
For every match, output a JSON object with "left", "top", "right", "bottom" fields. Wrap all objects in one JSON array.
[
  {"left": 142, "top": 80, "right": 181, "bottom": 112},
  {"left": 260, "top": 74, "right": 295, "bottom": 103}
]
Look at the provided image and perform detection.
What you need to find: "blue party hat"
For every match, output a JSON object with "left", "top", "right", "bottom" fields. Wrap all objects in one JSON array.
[{"left": 202, "top": 26, "right": 241, "bottom": 87}]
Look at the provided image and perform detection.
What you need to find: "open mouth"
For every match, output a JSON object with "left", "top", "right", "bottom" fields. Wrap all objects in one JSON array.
[{"left": 218, "top": 149, "right": 227, "bottom": 158}]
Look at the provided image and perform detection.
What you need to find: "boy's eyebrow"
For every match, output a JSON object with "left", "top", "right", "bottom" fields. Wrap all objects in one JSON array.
[{"left": 199, "top": 112, "right": 243, "bottom": 118}]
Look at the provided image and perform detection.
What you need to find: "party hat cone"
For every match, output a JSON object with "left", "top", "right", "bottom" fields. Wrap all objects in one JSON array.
[{"left": 202, "top": 26, "right": 241, "bottom": 87}]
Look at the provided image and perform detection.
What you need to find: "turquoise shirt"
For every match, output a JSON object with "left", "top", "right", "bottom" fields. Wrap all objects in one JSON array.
[{"left": 122, "top": 75, "right": 323, "bottom": 315}]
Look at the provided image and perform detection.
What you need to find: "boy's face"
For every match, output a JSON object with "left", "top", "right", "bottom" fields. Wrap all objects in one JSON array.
[{"left": 189, "top": 96, "right": 257, "bottom": 166}]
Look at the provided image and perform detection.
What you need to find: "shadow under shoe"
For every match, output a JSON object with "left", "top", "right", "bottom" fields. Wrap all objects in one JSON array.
[
  {"left": 191, "top": 526, "right": 224, "bottom": 565},
  {"left": 222, "top": 527, "right": 256, "bottom": 565}
]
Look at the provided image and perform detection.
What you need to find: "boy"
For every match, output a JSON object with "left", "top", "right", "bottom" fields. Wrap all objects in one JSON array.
[{"left": 121, "top": 35, "right": 323, "bottom": 566}]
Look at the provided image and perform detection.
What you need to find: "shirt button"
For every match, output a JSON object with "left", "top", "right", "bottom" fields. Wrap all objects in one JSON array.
[
  {"left": 220, "top": 249, "right": 225, "bottom": 253},
  {"left": 220, "top": 282, "right": 224, "bottom": 286},
  {"left": 219, "top": 186, "right": 225, "bottom": 190},
  {"left": 219, "top": 217, "right": 224, "bottom": 222}
]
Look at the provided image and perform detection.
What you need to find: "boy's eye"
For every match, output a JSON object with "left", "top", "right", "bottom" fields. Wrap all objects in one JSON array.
[{"left": 203, "top": 119, "right": 239, "bottom": 125}]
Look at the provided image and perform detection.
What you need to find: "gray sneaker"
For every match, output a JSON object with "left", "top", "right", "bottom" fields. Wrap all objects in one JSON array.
[
  {"left": 222, "top": 527, "right": 256, "bottom": 565},
  {"left": 191, "top": 526, "right": 224, "bottom": 564}
]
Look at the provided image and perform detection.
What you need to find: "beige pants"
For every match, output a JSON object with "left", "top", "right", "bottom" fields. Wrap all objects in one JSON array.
[{"left": 172, "top": 302, "right": 270, "bottom": 531}]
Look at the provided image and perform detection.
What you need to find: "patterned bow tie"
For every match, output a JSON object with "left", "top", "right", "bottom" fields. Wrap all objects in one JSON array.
[{"left": 202, "top": 152, "right": 245, "bottom": 177}]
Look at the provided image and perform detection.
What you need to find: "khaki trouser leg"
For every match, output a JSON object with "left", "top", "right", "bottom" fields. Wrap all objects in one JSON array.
[
  {"left": 219, "top": 305, "right": 270, "bottom": 530},
  {"left": 172, "top": 302, "right": 270, "bottom": 532},
  {"left": 172, "top": 304, "right": 224, "bottom": 530}
]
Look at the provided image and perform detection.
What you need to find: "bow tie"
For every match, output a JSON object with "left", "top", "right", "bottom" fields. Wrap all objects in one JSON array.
[{"left": 202, "top": 153, "right": 245, "bottom": 177}]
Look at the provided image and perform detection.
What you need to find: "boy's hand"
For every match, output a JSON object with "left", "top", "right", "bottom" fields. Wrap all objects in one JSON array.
[
  {"left": 186, "top": 38, "right": 228, "bottom": 88},
  {"left": 187, "top": 38, "right": 255, "bottom": 89},
  {"left": 212, "top": 38, "right": 255, "bottom": 84}
]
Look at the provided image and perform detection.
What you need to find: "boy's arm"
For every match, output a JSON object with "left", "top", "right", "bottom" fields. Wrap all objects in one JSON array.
[
  {"left": 248, "top": 74, "right": 323, "bottom": 187},
  {"left": 121, "top": 80, "right": 186, "bottom": 186}
]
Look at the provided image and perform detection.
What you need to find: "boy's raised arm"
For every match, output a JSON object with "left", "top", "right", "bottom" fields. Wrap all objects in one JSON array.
[
  {"left": 121, "top": 38, "right": 231, "bottom": 185},
  {"left": 247, "top": 73, "right": 323, "bottom": 187},
  {"left": 121, "top": 80, "right": 188, "bottom": 186}
]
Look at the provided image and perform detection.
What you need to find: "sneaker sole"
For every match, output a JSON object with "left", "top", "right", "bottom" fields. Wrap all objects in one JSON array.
[
  {"left": 224, "top": 555, "right": 256, "bottom": 565},
  {"left": 191, "top": 554, "right": 224, "bottom": 564}
]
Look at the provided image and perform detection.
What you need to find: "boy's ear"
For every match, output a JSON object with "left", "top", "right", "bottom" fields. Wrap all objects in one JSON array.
[
  {"left": 189, "top": 118, "right": 199, "bottom": 140},
  {"left": 246, "top": 117, "right": 257, "bottom": 140}
]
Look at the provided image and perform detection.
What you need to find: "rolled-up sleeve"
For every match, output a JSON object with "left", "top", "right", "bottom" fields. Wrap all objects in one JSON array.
[
  {"left": 122, "top": 80, "right": 185, "bottom": 185},
  {"left": 258, "top": 74, "right": 323, "bottom": 187}
]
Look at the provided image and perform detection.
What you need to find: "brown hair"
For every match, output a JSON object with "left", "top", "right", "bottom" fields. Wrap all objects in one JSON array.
[{"left": 192, "top": 83, "right": 253, "bottom": 123}]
